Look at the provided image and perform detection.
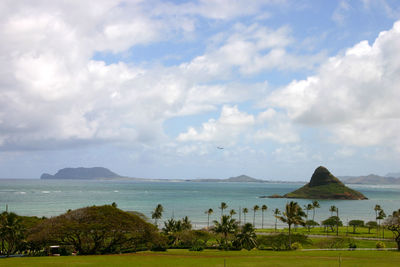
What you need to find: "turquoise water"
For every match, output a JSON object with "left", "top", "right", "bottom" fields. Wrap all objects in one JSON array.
[{"left": 0, "top": 179, "right": 399, "bottom": 228}]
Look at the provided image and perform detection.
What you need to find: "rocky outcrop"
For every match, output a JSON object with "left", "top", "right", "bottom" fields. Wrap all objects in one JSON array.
[{"left": 268, "top": 166, "right": 367, "bottom": 200}]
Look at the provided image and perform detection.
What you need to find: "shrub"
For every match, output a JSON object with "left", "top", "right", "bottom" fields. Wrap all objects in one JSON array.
[
  {"left": 151, "top": 244, "right": 167, "bottom": 252},
  {"left": 314, "top": 237, "right": 355, "bottom": 249},
  {"left": 257, "top": 234, "right": 310, "bottom": 251},
  {"left": 189, "top": 240, "right": 205, "bottom": 251},
  {"left": 291, "top": 242, "right": 302, "bottom": 250},
  {"left": 376, "top": 241, "right": 386, "bottom": 249},
  {"left": 150, "top": 235, "right": 168, "bottom": 251},
  {"left": 59, "top": 245, "right": 74, "bottom": 256},
  {"left": 348, "top": 241, "right": 357, "bottom": 249}
]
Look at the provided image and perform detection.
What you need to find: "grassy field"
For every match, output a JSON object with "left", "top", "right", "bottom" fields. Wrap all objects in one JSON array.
[
  {"left": 256, "top": 226, "right": 393, "bottom": 239},
  {"left": 0, "top": 249, "right": 399, "bottom": 267},
  {"left": 305, "top": 237, "right": 396, "bottom": 249}
]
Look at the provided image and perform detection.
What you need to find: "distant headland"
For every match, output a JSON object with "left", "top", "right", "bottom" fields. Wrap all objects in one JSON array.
[{"left": 40, "top": 167, "right": 123, "bottom": 180}]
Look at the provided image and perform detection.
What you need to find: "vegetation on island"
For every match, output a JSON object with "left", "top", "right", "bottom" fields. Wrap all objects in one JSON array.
[{"left": 282, "top": 166, "right": 367, "bottom": 200}]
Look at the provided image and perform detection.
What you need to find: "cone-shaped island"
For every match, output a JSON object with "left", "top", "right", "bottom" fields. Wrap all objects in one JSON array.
[{"left": 275, "top": 166, "right": 367, "bottom": 200}]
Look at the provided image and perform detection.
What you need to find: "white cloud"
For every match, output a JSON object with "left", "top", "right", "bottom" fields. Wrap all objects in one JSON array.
[
  {"left": 335, "top": 147, "right": 355, "bottom": 157},
  {"left": 268, "top": 21, "right": 400, "bottom": 148},
  {"left": 153, "top": 0, "right": 284, "bottom": 20},
  {"left": 254, "top": 108, "right": 299, "bottom": 143},
  {"left": 0, "top": 1, "right": 272, "bottom": 150},
  {"left": 361, "top": 0, "right": 400, "bottom": 19},
  {"left": 332, "top": 0, "right": 351, "bottom": 25},
  {"left": 177, "top": 105, "right": 255, "bottom": 144},
  {"left": 272, "top": 145, "right": 309, "bottom": 163},
  {"left": 181, "top": 23, "right": 324, "bottom": 76}
]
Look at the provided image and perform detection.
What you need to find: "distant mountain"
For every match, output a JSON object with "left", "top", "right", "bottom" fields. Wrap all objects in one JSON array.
[
  {"left": 190, "top": 175, "right": 265, "bottom": 183},
  {"left": 226, "top": 175, "right": 263, "bottom": 182},
  {"left": 340, "top": 174, "right": 400, "bottom": 185},
  {"left": 385, "top": 172, "right": 400, "bottom": 178},
  {"left": 41, "top": 167, "right": 122, "bottom": 180},
  {"left": 272, "top": 166, "right": 367, "bottom": 200}
]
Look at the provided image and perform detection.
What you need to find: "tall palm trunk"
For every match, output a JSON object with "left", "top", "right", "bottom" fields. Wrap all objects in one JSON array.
[
  {"left": 262, "top": 210, "right": 264, "bottom": 229},
  {"left": 288, "top": 223, "right": 292, "bottom": 248}
]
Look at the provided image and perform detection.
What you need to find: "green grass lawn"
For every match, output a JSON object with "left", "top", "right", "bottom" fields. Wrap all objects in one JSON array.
[
  {"left": 256, "top": 226, "right": 393, "bottom": 239},
  {"left": 0, "top": 249, "right": 399, "bottom": 267},
  {"left": 305, "top": 237, "right": 397, "bottom": 249}
]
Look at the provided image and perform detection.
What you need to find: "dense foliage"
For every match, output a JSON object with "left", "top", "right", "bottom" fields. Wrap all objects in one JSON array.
[
  {"left": 349, "top": 220, "right": 364, "bottom": 233},
  {"left": 276, "top": 201, "right": 306, "bottom": 247},
  {"left": 257, "top": 233, "right": 311, "bottom": 250},
  {"left": 384, "top": 209, "right": 400, "bottom": 250},
  {"left": 162, "top": 217, "right": 194, "bottom": 248},
  {"left": 212, "top": 215, "right": 238, "bottom": 250},
  {"left": 0, "top": 212, "right": 43, "bottom": 256},
  {"left": 28, "top": 205, "right": 160, "bottom": 255},
  {"left": 321, "top": 216, "right": 343, "bottom": 232},
  {"left": 232, "top": 223, "right": 257, "bottom": 250}
]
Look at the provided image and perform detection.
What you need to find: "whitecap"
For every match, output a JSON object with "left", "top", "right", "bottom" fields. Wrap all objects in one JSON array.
[
  {"left": 114, "top": 190, "right": 119, "bottom": 193},
  {"left": 41, "top": 191, "right": 50, "bottom": 194}
]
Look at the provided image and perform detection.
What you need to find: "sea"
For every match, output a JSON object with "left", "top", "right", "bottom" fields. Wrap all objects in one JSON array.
[{"left": 0, "top": 179, "right": 399, "bottom": 229}]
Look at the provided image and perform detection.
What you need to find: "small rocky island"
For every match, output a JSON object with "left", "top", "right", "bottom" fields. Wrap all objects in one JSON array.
[
  {"left": 41, "top": 167, "right": 122, "bottom": 180},
  {"left": 268, "top": 166, "right": 367, "bottom": 200}
]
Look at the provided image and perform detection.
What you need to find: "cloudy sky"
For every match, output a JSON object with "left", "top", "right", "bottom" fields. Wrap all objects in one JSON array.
[{"left": 0, "top": 0, "right": 400, "bottom": 180}]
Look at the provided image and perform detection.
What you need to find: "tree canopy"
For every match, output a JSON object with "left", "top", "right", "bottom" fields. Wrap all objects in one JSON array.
[
  {"left": 28, "top": 205, "right": 159, "bottom": 254},
  {"left": 384, "top": 209, "right": 400, "bottom": 250}
]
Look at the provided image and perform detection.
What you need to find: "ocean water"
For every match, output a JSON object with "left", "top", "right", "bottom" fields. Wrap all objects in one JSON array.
[{"left": 0, "top": 179, "right": 399, "bottom": 229}]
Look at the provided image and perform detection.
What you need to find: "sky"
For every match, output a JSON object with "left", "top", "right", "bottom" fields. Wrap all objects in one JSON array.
[{"left": 0, "top": 0, "right": 400, "bottom": 180}]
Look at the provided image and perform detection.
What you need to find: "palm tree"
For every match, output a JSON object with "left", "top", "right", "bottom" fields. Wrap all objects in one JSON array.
[
  {"left": 312, "top": 200, "right": 320, "bottom": 221},
  {"left": 213, "top": 215, "right": 238, "bottom": 248},
  {"left": 304, "top": 204, "right": 313, "bottom": 219},
  {"left": 181, "top": 216, "right": 192, "bottom": 230},
  {"left": 329, "top": 205, "right": 337, "bottom": 216},
  {"left": 229, "top": 209, "right": 236, "bottom": 218},
  {"left": 277, "top": 201, "right": 306, "bottom": 248},
  {"left": 151, "top": 204, "right": 164, "bottom": 227},
  {"left": 374, "top": 204, "right": 381, "bottom": 219},
  {"left": 205, "top": 208, "right": 213, "bottom": 229},
  {"left": 273, "top": 208, "right": 281, "bottom": 232},
  {"left": 0, "top": 212, "right": 24, "bottom": 256},
  {"left": 162, "top": 218, "right": 183, "bottom": 246},
  {"left": 374, "top": 204, "right": 381, "bottom": 236},
  {"left": 243, "top": 208, "right": 248, "bottom": 223},
  {"left": 377, "top": 209, "right": 386, "bottom": 238},
  {"left": 234, "top": 223, "right": 257, "bottom": 250},
  {"left": 252, "top": 205, "right": 260, "bottom": 227},
  {"left": 219, "top": 202, "right": 228, "bottom": 218},
  {"left": 261, "top": 205, "right": 268, "bottom": 229}
]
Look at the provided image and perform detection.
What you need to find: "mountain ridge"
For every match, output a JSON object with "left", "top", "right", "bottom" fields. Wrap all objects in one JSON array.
[{"left": 340, "top": 174, "right": 400, "bottom": 184}]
